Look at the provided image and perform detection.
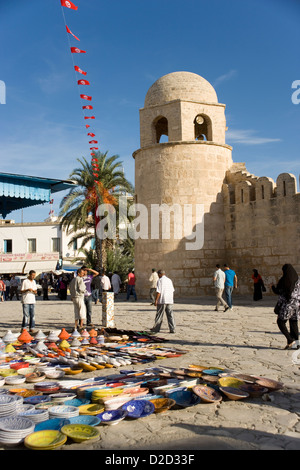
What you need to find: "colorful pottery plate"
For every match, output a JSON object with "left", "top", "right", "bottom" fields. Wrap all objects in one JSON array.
[
  {"left": 24, "top": 430, "right": 67, "bottom": 450},
  {"left": 192, "top": 385, "right": 222, "bottom": 403},
  {"left": 220, "top": 387, "right": 249, "bottom": 400},
  {"left": 218, "top": 377, "right": 245, "bottom": 388},
  {"left": 61, "top": 423, "right": 100, "bottom": 443},
  {"left": 78, "top": 404, "right": 104, "bottom": 415},
  {"left": 149, "top": 398, "right": 176, "bottom": 413}
]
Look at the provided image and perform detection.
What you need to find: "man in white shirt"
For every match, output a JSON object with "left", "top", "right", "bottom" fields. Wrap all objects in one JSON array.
[
  {"left": 213, "top": 264, "right": 229, "bottom": 312},
  {"left": 21, "top": 270, "right": 37, "bottom": 332},
  {"left": 100, "top": 271, "right": 111, "bottom": 293},
  {"left": 151, "top": 270, "right": 176, "bottom": 334},
  {"left": 149, "top": 268, "right": 159, "bottom": 305},
  {"left": 69, "top": 269, "right": 87, "bottom": 329}
]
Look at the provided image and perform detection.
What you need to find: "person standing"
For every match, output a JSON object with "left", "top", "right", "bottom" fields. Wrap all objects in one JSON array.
[
  {"left": 100, "top": 270, "right": 111, "bottom": 294},
  {"left": 224, "top": 264, "right": 238, "bottom": 310},
  {"left": 41, "top": 275, "right": 49, "bottom": 300},
  {"left": 20, "top": 270, "right": 37, "bottom": 332},
  {"left": 272, "top": 264, "right": 300, "bottom": 349},
  {"left": 111, "top": 271, "right": 122, "bottom": 296},
  {"left": 4, "top": 278, "right": 10, "bottom": 301},
  {"left": 9, "top": 275, "right": 19, "bottom": 300},
  {"left": 81, "top": 266, "right": 99, "bottom": 326},
  {"left": 149, "top": 269, "right": 159, "bottom": 305},
  {"left": 151, "top": 270, "right": 175, "bottom": 334},
  {"left": 69, "top": 269, "right": 87, "bottom": 330},
  {"left": 252, "top": 269, "right": 265, "bottom": 301},
  {"left": 91, "top": 274, "right": 102, "bottom": 305},
  {"left": 126, "top": 269, "right": 137, "bottom": 301},
  {"left": 213, "top": 265, "right": 229, "bottom": 311},
  {"left": 0, "top": 277, "right": 5, "bottom": 302}
]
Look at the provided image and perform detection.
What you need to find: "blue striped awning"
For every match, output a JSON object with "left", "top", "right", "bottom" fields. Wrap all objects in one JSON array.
[{"left": 0, "top": 172, "right": 76, "bottom": 218}]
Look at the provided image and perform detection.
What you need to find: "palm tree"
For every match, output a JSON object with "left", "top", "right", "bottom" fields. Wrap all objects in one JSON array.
[{"left": 59, "top": 151, "right": 134, "bottom": 270}]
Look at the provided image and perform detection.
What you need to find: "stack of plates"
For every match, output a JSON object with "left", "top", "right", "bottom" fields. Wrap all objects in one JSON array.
[
  {"left": 0, "top": 416, "right": 35, "bottom": 446},
  {"left": 0, "top": 395, "right": 19, "bottom": 417},
  {"left": 34, "top": 382, "right": 60, "bottom": 394},
  {"left": 18, "top": 408, "right": 49, "bottom": 423},
  {"left": 49, "top": 405, "right": 79, "bottom": 419}
]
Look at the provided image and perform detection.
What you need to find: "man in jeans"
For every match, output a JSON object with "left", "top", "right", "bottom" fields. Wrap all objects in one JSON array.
[
  {"left": 213, "top": 264, "right": 229, "bottom": 312},
  {"left": 21, "top": 270, "right": 37, "bottom": 332},
  {"left": 224, "top": 264, "right": 238, "bottom": 310},
  {"left": 151, "top": 270, "right": 175, "bottom": 334}
]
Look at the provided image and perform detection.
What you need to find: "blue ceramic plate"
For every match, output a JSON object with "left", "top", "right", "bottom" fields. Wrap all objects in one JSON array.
[
  {"left": 34, "top": 418, "right": 70, "bottom": 432},
  {"left": 24, "top": 395, "right": 50, "bottom": 405},
  {"left": 64, "top": 398, "right": 90, "bottom": 407},
  {"left": 98, "top": 409, "right": 128, "bottom": 425},
  {"left": 122, "top": 399, "right": 155, "bottom": 418},
  {"left": 67, "top": 415, "right": 101, "bottom": 426},
  {"left": 202, "top": 369, "right": 224, "bottom": 376},
  {"left": 166, "top": 390, "right": 201, "bottom": 408}
]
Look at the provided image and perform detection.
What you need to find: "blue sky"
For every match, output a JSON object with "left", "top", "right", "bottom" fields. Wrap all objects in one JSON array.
[{"left": 0, "top": 0, "right": 299, "bottom": 222}]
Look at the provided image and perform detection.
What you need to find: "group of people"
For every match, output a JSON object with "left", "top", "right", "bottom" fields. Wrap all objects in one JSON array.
[
  {"left": 213, "top": 264, "right": 237, "bottom": 311},
  {"left": 0, "top": 275, "right": 22, "bottom": 301}
]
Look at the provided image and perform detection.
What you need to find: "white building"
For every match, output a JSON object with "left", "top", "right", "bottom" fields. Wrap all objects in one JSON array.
[{"left": 0, "top": 216, "right": 95, "bottom": 274}]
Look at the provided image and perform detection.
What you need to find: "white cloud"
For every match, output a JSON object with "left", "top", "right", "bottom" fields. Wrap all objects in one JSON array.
[
  {"left": 213, "top": 69, "right": 237, "bottom": 88},
  {"left": 226, "top": 129, "right": 282, "bottom": 145}
]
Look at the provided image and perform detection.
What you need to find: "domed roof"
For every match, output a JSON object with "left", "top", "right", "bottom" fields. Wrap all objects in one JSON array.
[{"left": 144, "top": 71, "right": 218, "bottom": 107}]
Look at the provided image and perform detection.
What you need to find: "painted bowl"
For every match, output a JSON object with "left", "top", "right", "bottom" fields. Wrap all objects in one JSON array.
[
  {"left": 67, "top": 415, "right": 101, "bottom": 426},
  {"left": 49, "top": 393, "right": 77, "bottom": 403},
  {"left": 98, "top": 409, "right": 128, "bottom": 425},
  {"left": 78, "top": 404, "right": 104, "bottom": 415},
  {"left": 192, "top": 385, "right": 222, "bottom": 403},
  {"left": 61, "top": 423, "right": 100, "bottom": 443},
  {"left": 219, "top": 387, "right": 249, "bottom": 400},
  {"left": 34, "top": 418, "right": 71, "bottom": 432},
  {"left": 45, "top": 369, "right": 65, "bottom": 379},
  {"left": 254, "top": 377, "right": 284, "bottom": 391},
  {"left": 24, "top": 430, "right": 67, "bottom": 450},
  {"left": 240, "top": 384, "right": 268, "bottom": 398},
  {"left": 149, "top": 398, "right": 176, "bottom": 413},
  {"left": 166, "top": 390, "right": 201, "bottom": 408},
  {"left": 202, "top": 369, "right": 224, "bottom": 376},
  {"left": 122, "top": 399, "right": 155, "bottom": 418},
  {"left": 218, "top": 377, "right": 245, "bottom": 388},
  {"left": 5, "top": 375, "right": 26, "bottom": 385}
]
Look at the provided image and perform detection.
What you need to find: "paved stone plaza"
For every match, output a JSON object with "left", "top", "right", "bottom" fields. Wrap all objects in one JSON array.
[{"left": 0, "top": 293, "right": 299, "bottom": 450}]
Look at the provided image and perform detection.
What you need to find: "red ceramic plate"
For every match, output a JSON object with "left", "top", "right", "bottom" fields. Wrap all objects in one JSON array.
[{"left": 10, "top": 362, "right": 29, "bottom": 370}]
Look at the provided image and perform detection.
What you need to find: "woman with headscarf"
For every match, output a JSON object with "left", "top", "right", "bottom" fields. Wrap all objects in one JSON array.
[
  {"left": 252, "top": 269, "right": 265, "bottom": 301},
  {"left": 272, "top": 264, "right": 300, "bottom": 349}
]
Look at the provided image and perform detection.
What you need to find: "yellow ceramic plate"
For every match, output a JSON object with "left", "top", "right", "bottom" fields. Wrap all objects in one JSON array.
[
  {"left": 24, "top": 430, "right": 67, "bottom": 450},
  {"left": 0, "top": 369, "right": 18, "bottom": 377},
  {"left": 64, "top": 368, "right": 83, "bottom": 375},
  {"left": 61, "top": 424, "right": 100, "bottom": 443},
  {"left": 218, "top": 377, "right": 244, "bottom": 388},
  {"left": 78, "top": 404, "right": 104, "bottom": 415}
]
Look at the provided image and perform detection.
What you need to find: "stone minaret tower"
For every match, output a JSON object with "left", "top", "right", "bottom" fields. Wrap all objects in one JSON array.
[{"left": 132, "top": 72, "right": 233, "bottom": 297}]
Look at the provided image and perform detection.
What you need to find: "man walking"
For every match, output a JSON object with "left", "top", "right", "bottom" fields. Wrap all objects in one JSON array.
[
  {"left": 213, "top": 264, "right": 229, "bottom": 312},
  {"left": 10, "top": 275, "right": 19, "bottom": 300},
  {"left": 151, "top": 270, "right": 175, "bottom": 334},
  {"left": 224, "top": 264, "right": 238, "bottom": 310},
  {"left": 81, "top": 266, "right": 99, "bottom": 326},
  {"left": 69, "top": 269, "right": 87, "bottom": 330},
  {"left": 149, "top": 268, "right": 159, "bottom": 305},
  {"left": 21, "top": 270, "right": 37, "bottom": 332}
]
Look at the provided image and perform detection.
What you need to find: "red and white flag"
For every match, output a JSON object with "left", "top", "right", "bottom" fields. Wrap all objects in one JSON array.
[
  {"left": 61, "top": 0, "right": 78, "bottom": 10},
  {"left": 89, "top": 140, "right": 98, "bottom": 144},
  {"left": 70, "top": 47, "right": 86, "bottom": 54},
  {"left": 74, "top": 65, "right": 87, "bottom": 76},
  {"left": 83, "top": 105, "right": 93, "bottom": 110},
  {"left": 78, "top": 79, "right": 90, "bottom": 85},
  {"left": 90, "top": 147, "right": 98, "bottom": 150},
  {"left": 80, "top": 94, "right": 92, "bottom": 101},
  {"left": 87, "top": 133, "right": 95, "bottom": 136},
  {"left": 66, "top": 25, "right": 80, "bottom": 41},
  {"left": 84, "top": 116, "right": 95, "bottom": 119}
]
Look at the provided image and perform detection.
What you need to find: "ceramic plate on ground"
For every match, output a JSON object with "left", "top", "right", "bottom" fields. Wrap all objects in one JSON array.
[
  {"left": 122, "top": 400, "right": 155, "bottom": 419},
  {"left": 218, "top": 377, "right": 245, "bottom": 388},
  {"left": 192, "top": 385, "right": 223, "bottom": 403},
  {"left": 255, "top": 377, "right": 284, "bottom": 391},
  {"left": 24, "top": 430, "right": 67, "bottom": 450},
  {"left": 61, "top": 424, "right": 100, "bottom": 443},
  {"left": 166, "top": 390, "right": 201, "bottom": 408},
  {"left": 98, "top": 409, "right": 128, "bottom": 425},
  {"left": 78, "top": 404, "right": 104, "bottom": 415},
  {"left": 67, "top": 415, "right": 101, "bottom": 426},
  {"left": 240, "top": 384, "right": 268, "bottom": 398},
  {"left": 219, "top": 387, "right": 249, "bottom": 400},
  {"left": 34, "top": 418, "right": 70, "bottom": 432},
  {"left": 149, "top": 398, "right": 176, "bottom": 413}
]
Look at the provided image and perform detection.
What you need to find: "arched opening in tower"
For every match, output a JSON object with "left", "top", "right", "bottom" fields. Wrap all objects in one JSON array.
[
  {"left": 154, "top": 116, "right": 168, "bottom": 143},
  {"left": 194, "top": 114, "right": 212, "bottom": 141}
]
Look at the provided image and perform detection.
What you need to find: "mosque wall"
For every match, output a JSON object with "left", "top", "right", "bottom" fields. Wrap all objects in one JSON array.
[{"left": 223, "top": 166, "right": 300, "bottom": 295}]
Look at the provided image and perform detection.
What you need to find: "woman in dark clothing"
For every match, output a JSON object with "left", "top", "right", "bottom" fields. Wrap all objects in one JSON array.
[
  {"left": 272, "top": 264, "right": 300, "bottom": 349},
  {"left": 252, "top": 269, "right": 264, "bottom": 301}
]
